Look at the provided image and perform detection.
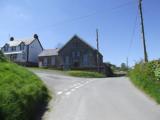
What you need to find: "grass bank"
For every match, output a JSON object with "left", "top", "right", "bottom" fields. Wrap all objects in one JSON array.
[
  {"left": 67, "top": 70, "right": 105, "bottom": 78},
  {"left": 0, "top": 53, "right": 50, "bottom": 120},
  {"left": 129, "top": 60, "right": 160, "bottom": 103}
]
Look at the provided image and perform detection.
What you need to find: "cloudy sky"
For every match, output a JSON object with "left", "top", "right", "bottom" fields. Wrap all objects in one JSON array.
[{"left": 0, "top": 0, "right": 159, "bottom": 66}]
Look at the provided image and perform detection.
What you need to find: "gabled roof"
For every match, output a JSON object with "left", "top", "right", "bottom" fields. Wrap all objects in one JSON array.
[
  {"left": 38, "top": 48, "right": 59, "bottom": 57},
  {"left": 7, "top": 38, "right": 35, "bottom": 47},
  {"left": 59, "top": 35, "right": 96, "bottom": 52}
]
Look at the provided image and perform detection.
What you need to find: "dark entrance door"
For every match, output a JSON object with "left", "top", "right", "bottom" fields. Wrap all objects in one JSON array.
[{"left": 73, "top": 61, "right": 80, "bottom": 67}]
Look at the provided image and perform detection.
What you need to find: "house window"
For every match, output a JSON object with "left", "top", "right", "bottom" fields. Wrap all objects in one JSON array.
[
  {"left": 72, "top": 52, "right": 75, "bottom": 58},
  {"left": 20, "top": 44, "right": 25, "bottom": 50},
  {"left": 77, "top": 51, "right": 80, "bottom": 57},
  {"left": 51, "top": 57, "right": 55, "bottom": 65},
  {"left": 43, "top": 58, "right": 48, "bottom": 66},
  {"left": 10, "top": 54, "right": 17, "bottom": 61},
  {"left": 65, "top": 56, "right": 69, "bottom": 65},
  {"left": 83, "top": 54, "right": 88, "bottom": 65},
  {"left": 72, "top": 51, "right": 80, "bottom": 58},
  {"left": 4, "top": 45, "right": 8, "bottom": 52},
  {"left": 22, "top": 52, "right": 26, "bottom": 59},
  {"left": 11, "top": 46, "right": 16, "bottom": 51}
]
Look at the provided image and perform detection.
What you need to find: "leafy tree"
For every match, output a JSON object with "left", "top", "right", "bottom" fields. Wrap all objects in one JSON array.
[{"left": 120, "top": 63, "right": 128, "bottom": 71}]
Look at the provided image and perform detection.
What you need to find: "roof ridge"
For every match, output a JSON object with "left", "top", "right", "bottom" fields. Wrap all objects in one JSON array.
[
  {"left": 59, "top": 35, "right": 96, "bottom": 52},
  {"left": 6, "top": 38, "right": 35, "bottom": 47}
]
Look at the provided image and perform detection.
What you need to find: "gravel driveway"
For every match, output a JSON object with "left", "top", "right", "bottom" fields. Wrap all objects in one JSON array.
[{"left": 31, "top": 69, "right": 160, "bottom": 120}]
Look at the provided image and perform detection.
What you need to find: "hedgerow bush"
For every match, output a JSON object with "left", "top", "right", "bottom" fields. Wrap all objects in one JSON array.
[
  {"left": 155, "top": 68, "right": 160, "bottom": 81},
  {"left": 0, "top": 61, "right": 50, "bottom": 120},
  {"left": 129, "top": 60, "right": 160, "bottom": 103},
  {"left": 0, "top": 50, "right": 7, "bottom": 62}
]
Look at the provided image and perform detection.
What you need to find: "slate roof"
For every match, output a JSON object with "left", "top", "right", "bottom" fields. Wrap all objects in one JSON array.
[
  {"left": 38, "top": 48, "right": 59, "bottom": 57},
  {"left": 59, "top": 35, "right": 96, "bottom": 52},
  {"left": 58, "top": 35, "right": 103, "bottom": 56},
  {"left": 6, "top": 38, "right": 35, "bottom": 47}
]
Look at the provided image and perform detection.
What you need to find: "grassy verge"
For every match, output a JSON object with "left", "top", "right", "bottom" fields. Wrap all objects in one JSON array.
[
  {"left": 0, "top": 61, "right": 50, "bottom": 120},
  {"left": 28, "top": 67, "right": 67, "bottom": 76},
  {"left": 67, "top": 70, "right": 105, "bottom": 78},
  {"left": 129, "top": 60, "right": 160, "bottom": 103}
]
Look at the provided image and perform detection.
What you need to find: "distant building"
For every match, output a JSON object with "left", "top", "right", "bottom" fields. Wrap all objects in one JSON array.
[
  {"left": 38, "top": 48, "right": 60, "bottom": 67},
  {"left": 1, "top": 34, "right": 43, "bottom": 66},
  {"left": 38, "top": 35, "right": 103, "bottom": 69}
]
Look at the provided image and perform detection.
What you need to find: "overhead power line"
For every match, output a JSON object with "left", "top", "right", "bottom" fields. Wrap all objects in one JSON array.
[
  {"left": 39, "top": 0, "right": 137, "bottom": 30},
  {"left": 127, "top": 12, "right": 138, "bottom": 59}
]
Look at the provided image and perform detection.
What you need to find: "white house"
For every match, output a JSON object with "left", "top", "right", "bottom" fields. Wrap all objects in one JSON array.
[{"left": 1, "top": 34, "right": 43, "bottom": 66}]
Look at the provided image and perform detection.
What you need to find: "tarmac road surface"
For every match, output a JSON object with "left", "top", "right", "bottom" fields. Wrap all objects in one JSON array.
[{"left": 32, "top": 69, "right": 160, "bottom": 120}]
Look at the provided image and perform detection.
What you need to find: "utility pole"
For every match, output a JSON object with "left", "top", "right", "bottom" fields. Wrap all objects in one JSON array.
[
  {"left": 96, "top": 29, "right": 99, "bottom": 51},
  {"left": 8, "top": 34, "right": 11, "bottom": 39},
  {"left": 139, "top": 0, "right": 148, "bottom": 62},
  {"left": 126, "top": 57, "right": 129, "bottom": 71},
  {"left": 96, "top": 29, "right": 100, "bottom": 72}
]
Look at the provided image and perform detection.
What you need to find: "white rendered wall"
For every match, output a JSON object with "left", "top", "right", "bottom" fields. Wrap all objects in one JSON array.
[{"left": 28, "top": 39, "right": 43, "bottom": 63}]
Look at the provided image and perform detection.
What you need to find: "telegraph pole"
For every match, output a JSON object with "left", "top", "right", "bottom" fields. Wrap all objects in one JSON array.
[
  {"left": 139, "top": 0, "right": 148, "bottom": 62},
  {"left": 126, "top": 57, "right": 128, "bottom": 70},
  {"left": 96, "top": 29, "right": 100, "bottom": 72},
  {"left": 96, "top": 29, "right": 99, "bottom": 51}
]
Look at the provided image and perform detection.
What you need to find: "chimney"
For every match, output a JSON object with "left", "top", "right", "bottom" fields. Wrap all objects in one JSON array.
[
  {"left": 33, "top": 34, "right": 38, "bottom": 39},
  {"left": 10, "top": 37, "right": 14, "bottom": 41}
]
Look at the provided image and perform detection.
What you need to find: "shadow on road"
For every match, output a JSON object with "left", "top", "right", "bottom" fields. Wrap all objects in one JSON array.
[
  {"left": 113, "top": 73, "right": 127, "bottom": 77},
  {"left": 111, "top": 71, "right": 127, "bottom": 77},
  {"left": 35, "top": 102, "right": 48, "bottom": 120}
]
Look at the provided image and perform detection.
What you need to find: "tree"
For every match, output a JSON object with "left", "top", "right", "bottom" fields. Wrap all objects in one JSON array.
[{"left": 120, "top": 63, "right": 128, "bottom": 71}]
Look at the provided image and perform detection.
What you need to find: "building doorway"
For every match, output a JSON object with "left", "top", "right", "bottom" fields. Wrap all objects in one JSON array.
[{"left": 73, "top": 61, "right": 80, "bottom": 67}]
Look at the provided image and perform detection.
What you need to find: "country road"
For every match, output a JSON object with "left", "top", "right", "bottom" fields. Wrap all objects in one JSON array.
[{"left": 31, "top": 69, "right": 160, "bottom": 120}]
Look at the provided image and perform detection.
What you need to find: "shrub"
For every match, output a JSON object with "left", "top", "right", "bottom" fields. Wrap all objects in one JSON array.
[
  {"left": 0, "top": 51, "right": 7, "bottom": 62},
  {"left": 129, "top": 60, "right": 160, "bottom": 103},
  {"left": 0, "top": 62, "right": 50, "bottom": 120}
]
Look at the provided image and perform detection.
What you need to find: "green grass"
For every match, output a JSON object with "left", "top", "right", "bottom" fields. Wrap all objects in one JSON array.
[
  {"left": 28, "top": 67, "right": 67, "bottom": 76},
  {"left": 67, "top": 70, "right": 105, "bottom": 78},
  {"left": 129, "top": 60, "right": 160, "bottom": 104},
  {"left": 0, "top": 61, "right": 50, "bottom": 120}
]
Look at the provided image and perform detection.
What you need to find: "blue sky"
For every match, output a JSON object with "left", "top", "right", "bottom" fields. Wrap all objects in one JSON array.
[{"left": 0, "top": 0, "right": 159, "bottom": 66}]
